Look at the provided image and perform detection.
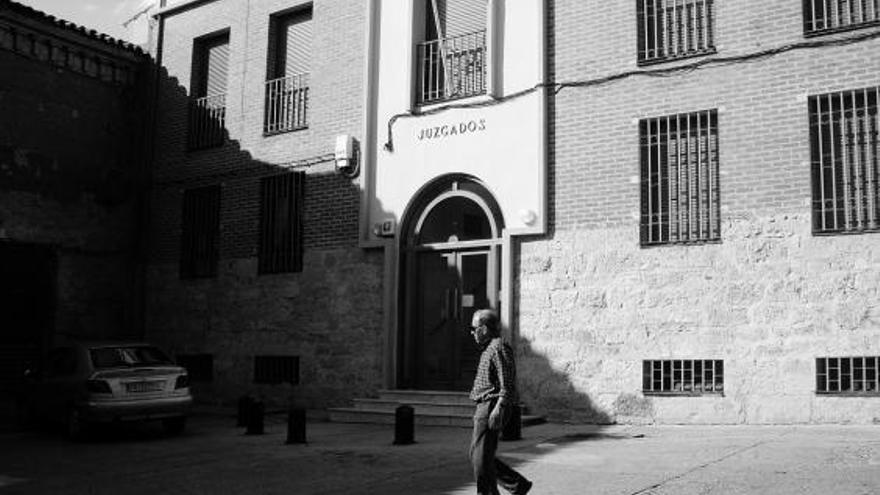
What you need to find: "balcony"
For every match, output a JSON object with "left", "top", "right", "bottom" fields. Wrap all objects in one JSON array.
[
  {"left": 188, "top": 93, "right": 226, "bottom": 150},
  {"left": 264, "top": 73, "right": 309, "bottom": 135},
  {"left": 417, "top": 30, "right": 486, "bottom": 105}
]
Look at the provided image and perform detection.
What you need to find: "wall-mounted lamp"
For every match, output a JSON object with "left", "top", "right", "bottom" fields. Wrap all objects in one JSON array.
[
  {"left": 335, "top": 135, "right": 359, "bottom": 178},
  {"left": 519, "top": 209, "right": 537, "bottom": 226}
]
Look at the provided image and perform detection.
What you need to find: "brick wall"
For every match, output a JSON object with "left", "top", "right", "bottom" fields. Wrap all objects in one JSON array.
[
  {"left": 146, "top": 0, "right": 379, "bottom": 409},
  {"left": 518, "top": 0, "right": 880, "bottom": 423},
  {"left": 0, "top": 8, "right": 149, "bottom": 344}
]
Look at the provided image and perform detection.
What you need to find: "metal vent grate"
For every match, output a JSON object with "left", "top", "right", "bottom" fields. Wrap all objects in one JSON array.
[
  {"left": 176, "top": 353, "right": 214, "bottom": 382},
  {"left": 817, "top": 357, "right": 880, "bottom": 394},
  {"left": 643, "top": 359, "right": 724, "bottom": 395},
  {"left": 254, "top": 355, "right": 299, "bottom": 384}
]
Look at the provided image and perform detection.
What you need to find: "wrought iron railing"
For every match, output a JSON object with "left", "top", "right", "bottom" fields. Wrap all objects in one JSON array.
[
  {"left": 637, "top": 0, "right": 715, "bottom": 64},
  {"left": 264, "top": 73, "right": 309, "bottom": 135},
  {"left": 188, "top": 93, "right": 226, "bottom": 150},
  {"left": 804, "top": 0, "right": 880, "bottom": 34},
  {"left": 417, "top": 30, "right": 486, "bottom": 105}
]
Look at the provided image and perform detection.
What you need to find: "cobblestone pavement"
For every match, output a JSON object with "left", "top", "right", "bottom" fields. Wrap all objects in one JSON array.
[{"left": 1, "top": 412, "right": 879, "bottom": 494}]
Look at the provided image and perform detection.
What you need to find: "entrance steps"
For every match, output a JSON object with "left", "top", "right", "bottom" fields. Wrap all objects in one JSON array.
[{"left": 327, "top": 389, "right": 545, "bottom": 428}]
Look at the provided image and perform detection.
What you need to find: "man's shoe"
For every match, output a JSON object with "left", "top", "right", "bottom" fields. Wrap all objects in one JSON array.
[{"left": 514, "top": 480, "right": 532, "bottom": 495}]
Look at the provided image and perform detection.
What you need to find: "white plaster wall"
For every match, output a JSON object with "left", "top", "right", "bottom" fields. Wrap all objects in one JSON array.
[{"left": 367, "top": 0, "right": 545, "bottom": 237}]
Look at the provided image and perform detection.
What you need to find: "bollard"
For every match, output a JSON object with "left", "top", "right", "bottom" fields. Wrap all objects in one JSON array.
[
  {"left": 393, "top": 404, "right": 414, "bottom": 445},
  {"left": 500, "top": 403, "right": 522, "bottom": 441},
  {"left": 286, "top": 408, "right": 307, "bottom": 444},
  {"left": 237, "top": 395, "right": 253, "bottom": 427},
  {"left": 246, "top": 398, "right": 265, "bottom": 435}
]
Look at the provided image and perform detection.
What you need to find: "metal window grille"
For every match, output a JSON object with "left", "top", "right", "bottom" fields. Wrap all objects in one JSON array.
[
  {"left": 258, "top": 172, "right": 305, "bottom": 274},
  {"left": 188, "top": 93, "right": 226, "bottom": 150},
  {"left": 264, "top": 73, "right": 309, "bottom": 134},
  {"left": 640, "top": 109, "right": 720, "bottom": 246},
  {"left": 175, "top": 354, "right": 214, "bottom": 382},
  {"left": 637, "top": 0, "right": 715, "bottom": 64},
  {"left": 809, "top": 87, "right": 880, "bottom": 234},
  {"left": 817, "top": 357, "right": 880, "bottom": 394},
  {"left": 643, "top": 359, "right": 724, "bottom": 395},
  {"left": 803, "top": 0, "right": 880, "bottom": 34},
  {"left": 254, "top": 355, "right": 299, "bottom": 384},
  {"left": 180, "top": 185, "right": 221, "bottom": 279},
  {"left": 417, "top": 30, "right": 486, "bottom": 105}
]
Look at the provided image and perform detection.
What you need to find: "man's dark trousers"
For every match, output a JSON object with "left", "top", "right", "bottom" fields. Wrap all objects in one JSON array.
[{"left": 469, "top": 401, "right": 529, "bottom": 495}]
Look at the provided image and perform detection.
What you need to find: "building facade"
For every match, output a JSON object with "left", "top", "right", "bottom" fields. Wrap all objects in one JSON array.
[
  {"left": 146, "top": 0, "right": 381, "bottom": 409},
  {"left": 0, "top": 0, "right": 150, "bottom": 407},
  {"left": 147, "top": 0, "right": 880, "bottom": 425},
  {"left": 525, "top": 0, "right": 880, "bottom": 423}
]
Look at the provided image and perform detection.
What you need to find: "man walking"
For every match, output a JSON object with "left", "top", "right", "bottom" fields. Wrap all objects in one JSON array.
[{"left": 468, "top": 309, "right": 532, "bottom": 495}]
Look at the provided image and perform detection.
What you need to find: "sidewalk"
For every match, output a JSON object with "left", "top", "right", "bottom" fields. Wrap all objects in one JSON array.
[
  {"left": 2, "top": 408, "right": 879, "bottom": 494},
  {"left": 190, "top": 407, "right": 880, "bottom": 494}
]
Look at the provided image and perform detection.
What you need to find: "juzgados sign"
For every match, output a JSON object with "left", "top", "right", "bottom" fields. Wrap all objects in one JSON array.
[{"left": 417, "top": 119, "right": 486, "bottom": 141}]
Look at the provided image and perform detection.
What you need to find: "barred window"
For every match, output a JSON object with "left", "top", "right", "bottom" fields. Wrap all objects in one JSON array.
[
  {"left": 254, "top": 355, "right": 299, "bottom": 384},
  {"left": 180, "top": 185, "right": 221, "bottom": 279},
  {"left": 637, "top": 0, "right": 715, "bottom": 64},
  {"left": 817, "top": 357, "right": 880, "bottom": 394},
  {"left": 809, "top": 87, "right": 880, "bottom": 234},
  {"left": 803, "top": 0, "right": 880, "bottom": 35},
  {"left": 640, "top": 110, "right": 720, "bottom": 246},
  {"left": 259, "top": 172, "right": 305, "bottom": 274},
  {"left": 643, "top": 359, "right": 724, "bottom": 395},
  {"left": 189, "top": 31, "right": 229, "bottom": 150}
]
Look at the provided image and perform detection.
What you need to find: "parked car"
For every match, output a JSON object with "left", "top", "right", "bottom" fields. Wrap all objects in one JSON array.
[{"left": 19, "top": 341, "right": 192, "bottom": 438}]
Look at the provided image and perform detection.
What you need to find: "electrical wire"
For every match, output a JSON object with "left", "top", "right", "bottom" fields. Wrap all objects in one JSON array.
[{"left": 383, "top": 28, "right": 880, "bottom": 151}]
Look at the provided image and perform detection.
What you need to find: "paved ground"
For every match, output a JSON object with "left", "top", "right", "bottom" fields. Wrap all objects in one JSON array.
[{"left": 1, "top": 411, "right": 879, "bottom": 494}]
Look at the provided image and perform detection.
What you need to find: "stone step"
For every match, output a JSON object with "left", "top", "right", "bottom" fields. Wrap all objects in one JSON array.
[
  {"left": 376, "top": 389, "right": 473, "bottom": 405},
  {"left": 352, "top": 398, "right": 474, "bottom": 416}
]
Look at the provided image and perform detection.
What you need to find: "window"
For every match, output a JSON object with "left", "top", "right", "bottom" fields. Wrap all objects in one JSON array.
[
  {"left": 176, "top": 354, "right": 214, "bottom": 382},
  {"left": 253, "top": 355, "right": 299, "bottom": 384},
  {"left": 258, "top": 172, "right": 305, "bottom": 274},
  {"left": 809, "top": 87, "right": 880, "bottom": 234},
  {"left": 180, "top": 185, "right": 221, "bottom": 279},
  {"left": 640, "top": 109, "right": 720, "bottom": 246},
  {"left": 417, "top": 0, "right": 487, "bottom": 105},
  {"left": 636, "top": 0, "right": 715, "bottom": 64},
  {"left": 643, "top": 359, "right": 724, "bottom": 395},
  {"left": 189, "top": 31, "right": 229, "bottom": 149},
  {"left": 803, "top": 0, "right": 880, "bottom": 35},
  {"left": 265, "top": 7, "right": 312, "bottom": 134},
  {"left": 817, "top": 357, "right": 880, "bottom": 394}
]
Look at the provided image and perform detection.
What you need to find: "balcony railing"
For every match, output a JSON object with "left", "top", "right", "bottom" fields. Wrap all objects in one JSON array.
[
  {"left": 188, "top": 93, "right": 226, "bottom": 150},
  {"left": 417, "top": 30, "right": 486, "bottom": 105},
  {"left": 264, "top": 73, "right": 309, "bottom": 135}
]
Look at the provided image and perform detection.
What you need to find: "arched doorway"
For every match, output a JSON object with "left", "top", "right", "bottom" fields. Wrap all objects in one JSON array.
[{"left": 399, "top": 176, "right": 504, "bottom": 391}]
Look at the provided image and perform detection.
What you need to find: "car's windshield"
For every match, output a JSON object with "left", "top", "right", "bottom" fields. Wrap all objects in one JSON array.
[{"left": 90, "top": 346, "right": 173, "bottom": 369}]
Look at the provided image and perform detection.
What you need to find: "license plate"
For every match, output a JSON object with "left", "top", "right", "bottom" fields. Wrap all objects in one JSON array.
[{"left": 126, "top": 381, "right": 164, "bottom": 393}]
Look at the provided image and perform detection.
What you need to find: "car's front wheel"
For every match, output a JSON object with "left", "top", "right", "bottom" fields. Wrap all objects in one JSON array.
[{"left": 162, "top": 416, "right": 187, "bottom": 435}]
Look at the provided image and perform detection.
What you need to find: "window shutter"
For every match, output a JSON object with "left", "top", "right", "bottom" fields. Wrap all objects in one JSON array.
[
  {"left": 205, "top": 37, "right": 229, "bottom": 97},
  {"left": 428, "top": 0, "right": 486, "bottom": 39},
  {"left": 284, "top": 10, "right": 312, "bottom": 77}
]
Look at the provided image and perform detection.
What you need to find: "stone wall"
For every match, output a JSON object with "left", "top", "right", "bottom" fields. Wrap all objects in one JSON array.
[
  {"left": 145, "top": 247, "right": 384, "bottom": 409},
  {"left": 517, "top": 214, "right": 880, "bottom": 424}
]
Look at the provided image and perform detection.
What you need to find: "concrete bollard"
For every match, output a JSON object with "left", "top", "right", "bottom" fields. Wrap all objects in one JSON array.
[
  {"left": 245, "top": 398, "right": 265, "bottom": 435},
  {"left": 501, "top": 404, "right": 522, "bottom": 441},
  {"left": 393, "top": 404, "right": 414, "bottom": 445},
  {"left": 286, "top": 408, "right": 307, "bottom": 444},
  {"left": 237, "top": 395, "right": 253, "bottom": 427}
]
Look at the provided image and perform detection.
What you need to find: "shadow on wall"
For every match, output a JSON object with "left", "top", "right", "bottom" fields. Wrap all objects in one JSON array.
[{"left": 146, "top": 64, "right": 387, "bottom": 411}]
